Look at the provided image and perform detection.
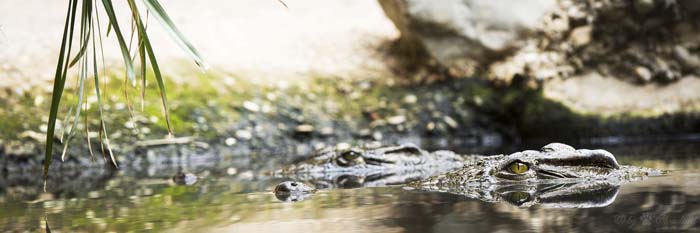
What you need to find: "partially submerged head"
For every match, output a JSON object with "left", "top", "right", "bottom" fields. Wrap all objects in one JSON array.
[
  {"left": 424, "top": 143, "right": 652, "bottom": 185},
  {"left": 480, "top": 143, "right": 624, "bottom": 183},
  {"left": 274, "top": 181, "right": 316, "bottom": 202},
  {"left": 417, "top": 143, "right": 664, "bottom": 208},
  {"left": 274, "top": 143, "right": 463, "bottom": 174}
]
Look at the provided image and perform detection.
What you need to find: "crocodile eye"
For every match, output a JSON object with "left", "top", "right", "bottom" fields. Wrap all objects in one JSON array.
[
  {"left": 341, "top": 150, "right": 361, "bottom": 161},
  {"left": 337, "top": 150, "right": 362, "bottom": 167},
  {"left": 508, "top": 161, "right": 529, "bottom": 174}
]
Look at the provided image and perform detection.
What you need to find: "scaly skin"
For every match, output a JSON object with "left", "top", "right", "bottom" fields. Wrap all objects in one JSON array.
[
  {"left": 275, "top": 143, "right": 666, "bottom": 207},
  {"left": 273, "top": 143, "right": 467, "bottom": 189},
  {"left": 411, "top": 143, "right": 665, "bottom": 208}
]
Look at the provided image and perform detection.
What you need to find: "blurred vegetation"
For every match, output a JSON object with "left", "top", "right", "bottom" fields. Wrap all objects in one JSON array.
[
  {"left": 43, "top": 0, "right": 206, "bottom": 186},
  {"left": 3, "top": 69, "right": 698, "bottom": 160}
]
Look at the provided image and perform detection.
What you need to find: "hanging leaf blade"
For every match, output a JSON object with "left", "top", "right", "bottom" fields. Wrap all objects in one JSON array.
[
  {"left": 101, "top": 0, "right": 137, "bottom": 85},
  {"left": 44, "top": 0, "right": 80, "bottom": 190},
  {"left": 141, "top": 0, "right": 208, "bottom": 70}
]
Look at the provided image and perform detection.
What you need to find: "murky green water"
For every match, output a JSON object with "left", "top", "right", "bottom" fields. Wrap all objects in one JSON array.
[{"left": 2, "top": 142, "right": 700, "bottom": 232}]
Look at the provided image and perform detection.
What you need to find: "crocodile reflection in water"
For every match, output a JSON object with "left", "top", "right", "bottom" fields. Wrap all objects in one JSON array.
[
  {"left": 273, "top": 143, "right": 466, "bottom": 189},
  {"left": 275, "top": 143, "right": 665, "bottom": 207}
]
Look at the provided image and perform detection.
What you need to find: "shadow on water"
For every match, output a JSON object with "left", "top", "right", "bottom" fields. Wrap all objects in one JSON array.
[{"left": 0, "top": 141, "right": 698, "bottom": 232}]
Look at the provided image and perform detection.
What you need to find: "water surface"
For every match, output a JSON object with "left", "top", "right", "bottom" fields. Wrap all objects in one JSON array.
[{"left": 2, "top": 142, "right": 699, "bottom": 232}]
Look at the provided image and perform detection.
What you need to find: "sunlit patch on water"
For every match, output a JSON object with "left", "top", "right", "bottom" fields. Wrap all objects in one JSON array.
[{"left": 1, "top": 142, "right": 699, "bottom": 232}]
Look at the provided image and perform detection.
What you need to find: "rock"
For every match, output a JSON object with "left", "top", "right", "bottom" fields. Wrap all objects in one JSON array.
[
  {"left": 569, "top": 25, "right": 592, "bottom": 47},
  {"left": 277, "top": 123, "right": 288, "bottom": 130},
  {"left": 33, "top": 96, "right": 44, "bottom": 107},
  {"left": 261, "top": 103, "right": 273, "bottom": 113},
  {"left": 426, "top": 122, "right": 435, "bottom": 131},
  {"left": 387, "top": 115, "right": 406, "bottom": 125},
  {"left": 235, "top": 130, "right": 253, "bottom": 140},
  {"left": 295, "top": 144, "right": 311, "bottom": 155},
  {"left": 543, "top": 71, "right": 700, "bottom": 116},
  {"left": 357, "top": 128, "right": 372, "bottom": 137},
  {"left": 673, "top": 46, "right": 700, "bottom": 71},
  {"left": 473, "top": 96, "right": 483, "bottom": 106},
  {"left": 227, "top": 167, "right": 238, "bottom": 175},
  {"left": 313, "top": 143, "right": 326, "bottom": 150},
  {"left": 403, "top": 94, "right": 417, "bottom": 104},
  {"left": 124, "top": 121, "right": 136, "bottom": 129},
  {"left": 336, "top": 142, "right": 351, "bottom": 150},
  {"left": 320, "top": 127, "right": 334, "bottom": 136},
  {"left": 242, "top": 101, "right": 260, "bottom": 112},
  {"left": 19, "top": 130, "right": 46, "bottom": 142},
  {"left": 378, "top": 0, "right": 557, "bottom": 76},
  {"left": 5, "top": 140, "right": 38, "bottom": 156},
  {"left": 139, "top": 127, "right": 151, "bottom": 135},
  {"left": 443, "top": 116, "right": 459, "bottom": 129},
  {"left": 225, "top": 137, "right": 237, "bottom": 146},
  {"left": 634, "top": 66, "right": 653, "bottom": 83},
  {"left": 88, "top": 191, "right": 102, "bottom": 199},
  {"left": 364, "top": 141, "right": 383, "bottom": 149},
  {"left": 656, "top": 69, "right": 680, "bottom": 83},
  {"left": 295, "top": 124, "right": 315, "bottom": 133},
  {"left": 238, "top": 171, "right": 254, "bottom": 180},
  {"left": 369, "top": 119, "right": 387, "bottom": 128},
  {"left": 372, "top": 131, "right": 383, "bottom": 140}
]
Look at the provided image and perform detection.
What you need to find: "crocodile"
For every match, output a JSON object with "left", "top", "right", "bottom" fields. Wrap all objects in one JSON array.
[
  {"left": 274, "top": 143, "right": 665, "bottom": 207},
  {"left": 273, "top": 143, "right": 467, "bottom": 189}
]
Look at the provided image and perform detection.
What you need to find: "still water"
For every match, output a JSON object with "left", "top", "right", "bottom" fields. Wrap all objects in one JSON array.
[{"left": 2, "top": 142, "right": 699, "bottom": 232}]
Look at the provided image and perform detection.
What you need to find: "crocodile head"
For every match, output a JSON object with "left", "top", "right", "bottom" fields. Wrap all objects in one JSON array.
[
  {"left": 273, "top": 181, "right": 316, "bottom": 202},
  {"left": 275, "top": 144, "right": 464, "bottom": 175},
  {"left": 273, "top": 144, "right": 465, "bottom": 188},
  {"left": 415, "top": 143, "right": 664, "bottom": 208}
]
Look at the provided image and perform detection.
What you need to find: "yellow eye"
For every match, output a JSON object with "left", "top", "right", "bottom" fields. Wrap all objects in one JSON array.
[{"left": 508, "top": 162, "right": 529, "bottom": 174}]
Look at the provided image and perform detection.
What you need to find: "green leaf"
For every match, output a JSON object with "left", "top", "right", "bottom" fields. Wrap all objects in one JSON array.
[
  {"left": 126, "top": 0, "right": 148, "bottom": 111},
  {"left": 44, "top": 0, "right": 79, "bottom": 190},
  {"left": 62, "top": 0, "right": 94, "bottom": 161},
  {"left": 93, "top": 0, "right": 107, "bottom": 72},
  {"left": 92, "top": 19, "right": 118, "bottom": 168},
  {"left": 61, "top": 49, "right": 88, "bottom": 161},
  {"left": 141, "top": 0, "right": 208, "bottom": 70},
  {"left": 278, "top": 0, "right": 288, "bottom": 8},
  {"left": 67, "top": 0, "right": 92, "bottom": 68},
  {"left": 133, "top": 5, "right": 174, "bottom": 135},
  {"left": 101, "top": 0, "right": 137, "bottom": 85}
]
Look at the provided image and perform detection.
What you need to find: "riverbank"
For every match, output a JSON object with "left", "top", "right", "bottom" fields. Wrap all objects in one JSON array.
[{"left": 2, "top": 0, "right": 700, "bottom": 174}]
